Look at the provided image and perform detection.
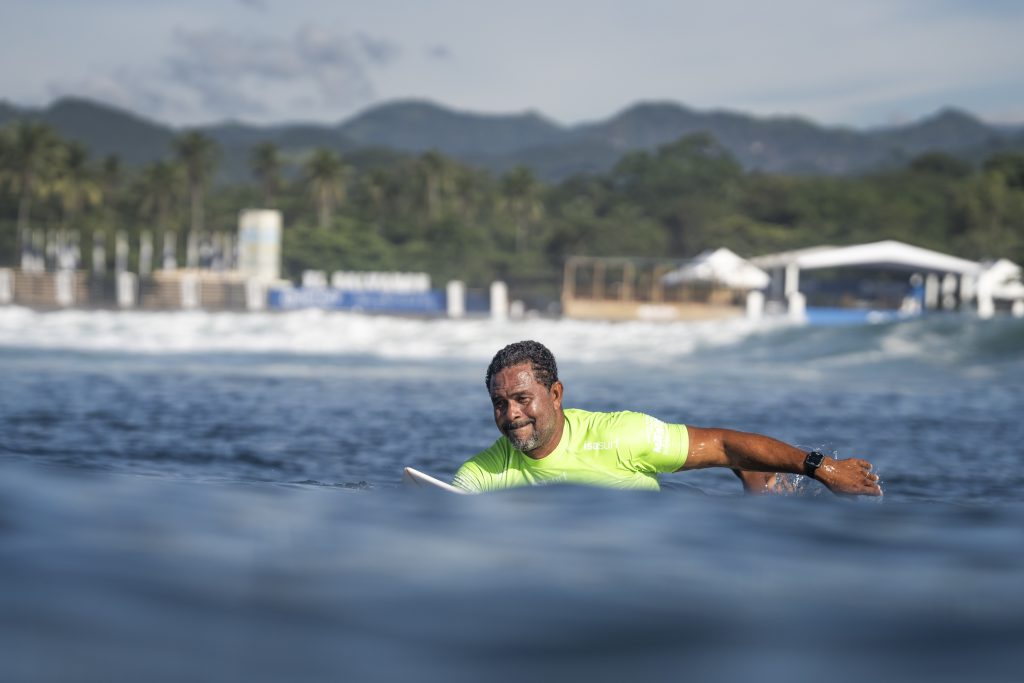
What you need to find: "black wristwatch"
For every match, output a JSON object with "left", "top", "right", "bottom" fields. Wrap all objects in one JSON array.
[{"left": 803, "top": 450, "right": 825, "bottom": 478}]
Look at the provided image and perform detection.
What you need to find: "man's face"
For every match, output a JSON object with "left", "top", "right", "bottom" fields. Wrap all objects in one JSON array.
[{"left": 489, "top": 363, "right": 563, "bottom": 456}]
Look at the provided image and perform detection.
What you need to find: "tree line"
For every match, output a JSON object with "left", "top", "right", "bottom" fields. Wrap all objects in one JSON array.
[{"left": 2, "top": 121, "right": 1022, "bottom": 304}]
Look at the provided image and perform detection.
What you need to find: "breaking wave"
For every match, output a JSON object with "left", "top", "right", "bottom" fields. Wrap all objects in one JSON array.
[{"left": 1, "top": 305, "right": 1021, "bottom": 367}]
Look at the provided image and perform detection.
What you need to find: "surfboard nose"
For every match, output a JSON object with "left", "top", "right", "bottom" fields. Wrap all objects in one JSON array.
[{"left": 403, "top": 467, "right": 467, "bottom": 494}]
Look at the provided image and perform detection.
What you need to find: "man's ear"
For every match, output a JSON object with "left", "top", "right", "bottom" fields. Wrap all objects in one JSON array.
[{"left": 550, "top": 381, "right": 564, "bottom": 409}]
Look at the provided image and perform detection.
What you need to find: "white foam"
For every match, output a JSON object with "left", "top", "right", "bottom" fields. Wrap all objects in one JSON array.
[{"left": 0, "top": 306, "right": 782, "bottom": 363}]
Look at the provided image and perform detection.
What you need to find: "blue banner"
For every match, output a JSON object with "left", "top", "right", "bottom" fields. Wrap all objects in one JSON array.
[{"left": 268, "top": 287, "right": 447, "bottom": 314}]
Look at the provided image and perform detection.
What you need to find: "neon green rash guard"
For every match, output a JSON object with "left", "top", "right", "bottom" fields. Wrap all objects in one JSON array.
[{"left": 452, "top": 408, "right": 689, "bottom": 493}]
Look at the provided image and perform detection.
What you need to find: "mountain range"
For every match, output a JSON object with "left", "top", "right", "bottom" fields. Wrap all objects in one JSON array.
[{"left": 2, "top": 96, "right": 1022, "bottom": 183}]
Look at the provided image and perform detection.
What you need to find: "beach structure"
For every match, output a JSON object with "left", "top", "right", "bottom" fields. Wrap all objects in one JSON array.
[
  {"left": 125, "top": 209, "right": 285, "bottom": 312},
  {"left": 0, "top": 209, "right": 514, "bottom": 318},
  {"left": 749, "top": 240, "right": 1019, "bottom": 321},
  {"left": 560, "top": 240, "right": 1023, "bottom": 323},
  {"left": 662, "top": 248, "right": 771, "bottom": 291},
  {"left": 561, "top": 251, "right": 768, "bottom": 321},
  {"left": 976, "top": 259, "right": 1024, "bottom": 318}
]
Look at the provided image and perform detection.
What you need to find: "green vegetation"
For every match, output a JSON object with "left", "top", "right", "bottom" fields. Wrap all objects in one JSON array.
[{"left": 2, "top": 121, "right": 1023, "bottom": 306}]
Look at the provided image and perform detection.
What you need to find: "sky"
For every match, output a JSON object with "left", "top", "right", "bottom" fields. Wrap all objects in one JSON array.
[{"left": 3, "top": 0, "right": 1024, "bottom": 129}]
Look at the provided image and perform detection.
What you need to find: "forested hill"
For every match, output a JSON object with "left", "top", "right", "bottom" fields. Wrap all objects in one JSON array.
[{"left": 2, "top": 96, "right": 1023, "bottom": 182}]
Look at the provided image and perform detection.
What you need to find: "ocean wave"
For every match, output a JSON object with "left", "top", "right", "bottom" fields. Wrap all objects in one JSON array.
[
  {"left": 1, "top": 306, "right": 1021, "bottom": 366},
  {"left": 0, "top": 306, "right": 778, "bottom": 362}
]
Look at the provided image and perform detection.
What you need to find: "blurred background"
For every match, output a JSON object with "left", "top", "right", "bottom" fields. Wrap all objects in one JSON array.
[
  {"left": 2, "top": 2, "right": 1024, "bottom": 682},
  {"left": 1, "top": 0, "right": 1023, "bottom": 306}
]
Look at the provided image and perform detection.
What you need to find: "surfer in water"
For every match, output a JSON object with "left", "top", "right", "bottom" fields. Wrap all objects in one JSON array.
[{"left": 452, "top": 340, "right": 882, "bottom": 496}]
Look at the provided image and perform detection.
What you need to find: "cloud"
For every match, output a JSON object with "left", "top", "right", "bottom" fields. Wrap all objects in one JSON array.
[
  {"left": 426, "top": 45, "right": 452, "bottom": 60},
  {"left": 237, "top": 0, "right": 268, "bottom": 10},
  {"left": 50, "top": 25, "right": 404, "bottom": 124},
  {"left": 355, "top": 33, "right": 401, "bottom": 66}
]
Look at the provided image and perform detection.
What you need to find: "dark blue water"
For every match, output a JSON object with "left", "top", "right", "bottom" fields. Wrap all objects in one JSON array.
[{"left": 1, "top": 311, "right": 1023, "bottom": 682}]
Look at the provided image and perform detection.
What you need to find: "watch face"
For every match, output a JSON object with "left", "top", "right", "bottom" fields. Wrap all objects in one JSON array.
[{"left": 805, "top": 451, "right": 824, "bottom": 469}]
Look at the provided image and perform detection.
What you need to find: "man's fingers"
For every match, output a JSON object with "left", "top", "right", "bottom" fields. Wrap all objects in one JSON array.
[{"left": 824, "top": 457, "right": 883, "bottom": 496}]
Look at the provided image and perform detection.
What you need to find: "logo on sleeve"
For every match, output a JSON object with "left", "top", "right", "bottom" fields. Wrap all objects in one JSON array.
[{"left": 644, "top": 415, "right": 668, "bottom": 454}]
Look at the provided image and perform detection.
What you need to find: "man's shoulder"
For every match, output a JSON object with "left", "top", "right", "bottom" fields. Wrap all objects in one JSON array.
[
  {"left": 565, "top": 408, "right": 680, "bottom": 450},
  {"left": 565, "top": 407, "right": 651, "bottom": 429},
  {"left": 566, "top": 408, "right": 688, "bottom": 472}
]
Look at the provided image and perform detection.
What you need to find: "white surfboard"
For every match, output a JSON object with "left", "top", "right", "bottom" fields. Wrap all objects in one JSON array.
[{"left": 402, "top": 467, "right": 467, "bottom": 494}]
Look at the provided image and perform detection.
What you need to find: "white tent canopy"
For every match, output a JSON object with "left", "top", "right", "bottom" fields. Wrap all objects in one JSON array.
[
  {"left": 750, "top": 240, "right": 982, "bottom": 276},
  {"left": 662, "top": 248, "right": 770, "bottom": 290}
]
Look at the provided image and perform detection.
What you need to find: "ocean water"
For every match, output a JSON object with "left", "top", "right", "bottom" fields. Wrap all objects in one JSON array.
[{"left": 1, "top": 307, "right": 1023, "bottom": 682}]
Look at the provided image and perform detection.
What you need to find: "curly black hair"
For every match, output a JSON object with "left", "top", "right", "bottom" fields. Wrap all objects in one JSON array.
[{"left": 485, "top": 340, "right": 559, "bottom": 389}]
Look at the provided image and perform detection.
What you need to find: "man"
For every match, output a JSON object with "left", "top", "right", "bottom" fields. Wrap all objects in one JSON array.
[{"left": 452, "top": 340, "right": 882, "bottom": 496}]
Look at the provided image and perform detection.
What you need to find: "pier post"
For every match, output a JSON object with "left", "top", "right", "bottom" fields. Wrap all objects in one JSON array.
[
  {"left": 0, "top": 268, "right": 12, "bottom": 305},
  {"left": 245, "top": 278, "right": 266, "bottom": 312},
  {"left": 490, "top": 281, "right": 509, "bottom": 321},
  {"left": 117, "top": 272, "right": 138, "bottom": 309},
  {"left": 181, "top": 274, "right": 200, "bottom": 310},
  {"left": 787, "top": 291, "right": 806, "bottom": 322},
  {"left": 446, "top": 280, "right": 465, "bottom": 319},
  {"left": 976, "top": 278, "right": 994, "bottom": 319},
  {"left": 784, "top": 263, "right": 800, "bottom": 297},
  {"left": 746, "top": 290, "right": 765, "bottom": 320},
  {"left": 55, "top": 270, "right": 75, "bottom": 307}
]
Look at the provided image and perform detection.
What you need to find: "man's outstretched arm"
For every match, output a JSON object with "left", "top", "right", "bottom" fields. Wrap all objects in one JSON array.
[{"left": 680, "top": 426, "right": 882, "bottom": 497}]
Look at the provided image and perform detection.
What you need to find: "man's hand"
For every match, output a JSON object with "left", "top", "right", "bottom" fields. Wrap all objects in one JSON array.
[{"left": 814, "top": 457, "right": 882, "bottom": 496}]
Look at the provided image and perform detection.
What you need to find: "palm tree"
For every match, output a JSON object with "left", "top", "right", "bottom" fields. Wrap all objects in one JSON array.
[
  {"left": 88, "top": 154, "right": 123, "bottom": 269},
  {"left": 97, "top": 155, "right": 122, "bottom": 218},
  {"left": 359, "top": 169, "right": 388, "bottom": 211},
  {"left": 173, "top": 131, "right": 219, "bottom": 267},
  {"left": 304, "top": 148, "right": 349, "bottom": 229},
  {"left": 499, "top": 166, "right": 544, "bottom": 253},
  {"left": 0, "top": 122, "right": 63, "bottom": 259},
  {"left": 136, "top": 160, "right": 183, "bottom": 268},
  {"left": 418, "top": 151, "right": 454, "bottom": 220},
  {"left": 53, "top": 142, "right": 102, "bottom": 230},
  {"left": 250, "top": 141, "right": 282, "bottom": 207},
  {"left": 51, "top": 142, "right": 102, "bottom": 270}
]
